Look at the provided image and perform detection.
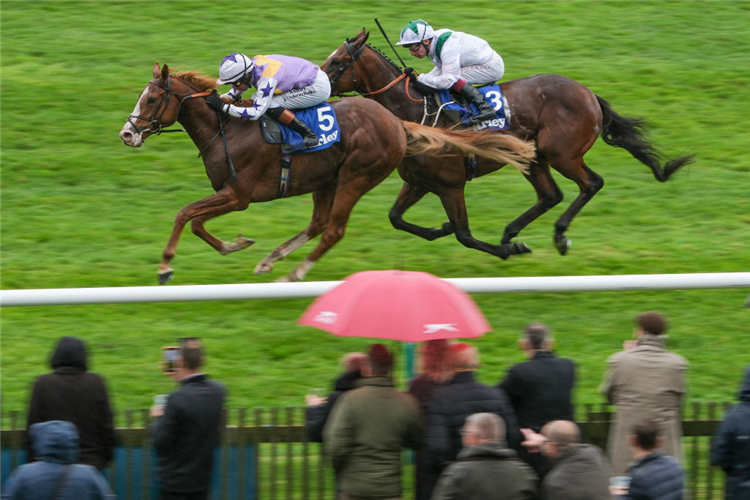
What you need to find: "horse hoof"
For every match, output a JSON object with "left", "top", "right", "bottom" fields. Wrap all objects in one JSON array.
[
  {"left": 158, "top": 270, "right": 174, "bottom": 285},
  {"left": 555, "top": 237, "right": 571, "bottom": 256},
  {"left": 254, "top": 261, "right": 274, "bottom": 275},
  {"left": 220, "top": 237, "right": 255, "bottom": 255},
  {"left": 514, "top": 242, "right": 532, "bottom": 255}
]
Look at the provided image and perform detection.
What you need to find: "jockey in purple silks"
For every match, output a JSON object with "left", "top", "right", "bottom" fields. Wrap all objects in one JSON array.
[{"left": 206, "top": 52, "right": 331, "bottom": 148}]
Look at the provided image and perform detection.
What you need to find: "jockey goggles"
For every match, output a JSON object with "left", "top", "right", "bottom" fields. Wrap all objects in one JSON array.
[{"left": 231, "top": 74, "right": 252, "bottom": 87}]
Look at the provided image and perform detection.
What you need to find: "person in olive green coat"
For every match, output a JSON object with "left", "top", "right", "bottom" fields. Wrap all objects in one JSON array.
[{"left": 324, "top": 344, "right": 423, "bottom": 500}]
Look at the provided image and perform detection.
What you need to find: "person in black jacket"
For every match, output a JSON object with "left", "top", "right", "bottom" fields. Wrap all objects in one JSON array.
[
  {"left": 25, "top": 336, "right": 116, "bottom": 471},
  {"left": 425, "top": 342, "right": 521, "bottom": 499},
  {"left": 711, "top": 365, "right": 750, "bottom": 500},
  {"left": 499, "top": 323, "right": 576, "bottom": 479},
  {"left": 408, "top": 340, "right": 453, "bottom": 500},
  {"left": 149, "top": 338, "right": 225, "bottom": 500},
  {"left": 305, "top": 352, "right": 366, "bottom": 443}
]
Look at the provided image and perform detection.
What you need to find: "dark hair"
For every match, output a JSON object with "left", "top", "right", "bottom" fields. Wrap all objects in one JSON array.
[
  {"left": 524, "top": 323, "right": 551, "bottom": 350},
  {"left": 635, "top": 311, "right": 667, "bottom": 336},
  {"left": 633, "top": 419, "right": 661, "bottom": 450},
  {"left": 180, "top": 338, "right": 203, "bottom": 370},
  {"left": 367, "top": 344, "right": 392, "bottom": 376}
]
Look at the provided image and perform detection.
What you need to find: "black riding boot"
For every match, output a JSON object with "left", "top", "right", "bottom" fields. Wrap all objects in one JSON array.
[
  {"left": 266, "top": 107, "right": 320, "bottom": 148},
  {"left": 458, "top": 85, "right": 497, "bottom": 123}
]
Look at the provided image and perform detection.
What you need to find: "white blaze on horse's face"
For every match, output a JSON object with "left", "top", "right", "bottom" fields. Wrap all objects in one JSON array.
[{"left": 118, "top": 85, "right": 150, "bottom": 148}]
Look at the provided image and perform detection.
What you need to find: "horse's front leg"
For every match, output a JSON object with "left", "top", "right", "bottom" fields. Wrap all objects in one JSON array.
[
  {"left": 389, "top": 182, "right": 455, "bottom": 240},
  {"left": 159, "top": 187, "right": 249, "bottom": 284},
  {"left": 254, "top": 186, "right": 335, "bottom": 275}
]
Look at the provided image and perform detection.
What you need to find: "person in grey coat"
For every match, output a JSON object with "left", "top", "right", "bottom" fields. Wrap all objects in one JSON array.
[
  {"left": 432, "top": 413, "right": 536, "bottom": 500},
  {"left": 522, "top": 420, "right": 612, "bottom": 500},
  {"left": 2, "top": 420, "right": 115, "bottom": 500},
  {"left": 711, "top": 365, "right": 750, "bottom": 500}
]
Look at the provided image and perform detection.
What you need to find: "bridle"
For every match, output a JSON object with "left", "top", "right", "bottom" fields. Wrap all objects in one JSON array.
[
  {"left": 328, "top": 39, "right": 367, "bottom": 90},
  {"left": 329, "top": 41, "right": 422, "bottom": 103},
  {"left": 126, "top": 76, "right": 211, "bottom": 135}
]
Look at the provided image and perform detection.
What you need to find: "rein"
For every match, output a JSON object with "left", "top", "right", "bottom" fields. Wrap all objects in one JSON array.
[
  {"left": 128, "top": 76, "right": 237, "bottom": 180},
  {"left": 330, "top": 42, "right": 423, "bottom": 103}
]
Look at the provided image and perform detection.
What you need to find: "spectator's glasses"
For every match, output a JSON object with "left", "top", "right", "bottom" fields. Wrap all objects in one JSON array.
[
  {"left": 232, "top": 75, "right": 251, "bottom": 88},
  {"left": 405, "top": 43, "right": 422, "bottom": 53}
]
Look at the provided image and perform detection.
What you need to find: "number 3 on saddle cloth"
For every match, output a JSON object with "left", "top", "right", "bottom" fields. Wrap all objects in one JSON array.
[
  {"left": 259, "top": 102, "right": 342, "bottom": 197},
  {"left": 259, "top": 103, "right": 341, "bottom": 154},
  {"left": 438, "top": 84, "right": 510, "bottom": 131}
]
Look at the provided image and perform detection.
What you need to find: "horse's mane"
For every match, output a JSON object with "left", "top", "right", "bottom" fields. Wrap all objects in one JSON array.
[
  {"left": 172, "top": 70, "right": 218, "bottom": 92},
  {"left": 365, "top": 43, "right": 402, "bottom": 75}
]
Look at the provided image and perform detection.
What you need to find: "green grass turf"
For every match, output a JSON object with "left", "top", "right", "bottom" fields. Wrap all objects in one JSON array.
[{"left": 1, "top": 1, "right": 748, "bottom": 416}]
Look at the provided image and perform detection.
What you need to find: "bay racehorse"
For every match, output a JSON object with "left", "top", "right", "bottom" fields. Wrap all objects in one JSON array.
[
  {"left": 322, "top": 29, "right": 695, "bottom": 258},
  {"left": 119, "top": 63, "right": 535, "bottom": 282}
]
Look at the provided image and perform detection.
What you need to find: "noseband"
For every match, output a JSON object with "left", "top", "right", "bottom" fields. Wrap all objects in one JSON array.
[
  {"left": 126, "top": 77, "right": 179, "bottom": 135},
  {"left": 126, "top": 77, "right": 210, "bottom": 135}
]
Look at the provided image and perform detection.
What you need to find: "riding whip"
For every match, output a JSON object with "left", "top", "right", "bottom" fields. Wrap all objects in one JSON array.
[{"left": 374, "top": 18, "right": 407, "bottom": 68}]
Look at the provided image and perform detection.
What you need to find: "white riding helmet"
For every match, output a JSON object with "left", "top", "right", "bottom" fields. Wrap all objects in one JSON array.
[
  {"left": 216, "top": 53, "right": 254, "bottom": 85},
  {"left": 396, "top": 19, "right": 435, "bottom": 46}
]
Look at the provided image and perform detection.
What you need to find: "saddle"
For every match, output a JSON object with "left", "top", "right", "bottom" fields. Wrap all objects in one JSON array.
[
  {"left": 432, "top": 84, "right": 509, "bottom": 131},
  {"left": 258, "top": 102, "right": 342, "bottom": 197}
]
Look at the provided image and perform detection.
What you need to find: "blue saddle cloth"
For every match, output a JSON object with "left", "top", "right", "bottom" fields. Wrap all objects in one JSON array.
[
  {"left": 259, "top": 102, "right": 341, "bottom": 154},
  {"left": 438, "top": 84, "right": 509, "bottom": 130}
]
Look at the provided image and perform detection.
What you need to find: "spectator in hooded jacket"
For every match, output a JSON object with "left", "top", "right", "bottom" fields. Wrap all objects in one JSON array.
[
  {"left": 711, "top": 365, "right": 750, "bottom": 500},
  {"left": 25, "top": 336, "right": 116, "bottom": 470},
  {"left": 2, "top": 420, "right": 115, "bottom": 500}
]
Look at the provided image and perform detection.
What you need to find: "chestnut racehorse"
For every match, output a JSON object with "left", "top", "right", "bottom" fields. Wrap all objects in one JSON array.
[
  {"left": 119, "top": 64, "right": 535, "bottom": 282},
  {"left": 322, "top": 29, "right": 695, "bottom": 258}
]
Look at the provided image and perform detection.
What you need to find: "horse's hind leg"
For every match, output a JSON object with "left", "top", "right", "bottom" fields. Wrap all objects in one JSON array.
[
  {"left": 254, "top": 186, "right": 335, "bottom": 275},
  {"left": 438, "top": 188, "right": 530, "bottom": 260},
  {"left": 500, "top": 158, "right": 564, "bottom": 250},
  {"left": 159, "top": 187, "right": 248, "bottom": 284},
  {"left": 389, "top": 182, "right": 455, "bottom": 240},
  {"left": 550, "top": 157, "right": 603, "bottom": 255}
]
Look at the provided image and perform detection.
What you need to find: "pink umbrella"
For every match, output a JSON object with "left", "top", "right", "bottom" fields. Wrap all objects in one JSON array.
[{"left": 298, "top": 270, "right": 491, "bottom": 341}]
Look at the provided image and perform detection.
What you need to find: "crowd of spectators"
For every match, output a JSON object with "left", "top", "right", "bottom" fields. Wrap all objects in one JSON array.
[{"left": 3, "top": 311, "right": 747, "bottom": 500}]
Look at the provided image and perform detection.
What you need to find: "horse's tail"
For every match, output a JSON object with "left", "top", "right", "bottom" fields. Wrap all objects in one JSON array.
[
  {"left": 596, "top": 95, "right": 695, "bottom": 182},
  {"left": 401, "top": 121, "right": 536, "bottom": 175}
]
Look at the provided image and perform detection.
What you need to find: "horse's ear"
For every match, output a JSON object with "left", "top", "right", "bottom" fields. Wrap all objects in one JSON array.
[
  {"left": 153, "top": 63, "right": 161, "bottom": 79},
  {"left": 362, "top": 30, "right": 370, "bottom": 44},
  {"left": 161, "top": 63, "right": 170, "bottom": 81}
]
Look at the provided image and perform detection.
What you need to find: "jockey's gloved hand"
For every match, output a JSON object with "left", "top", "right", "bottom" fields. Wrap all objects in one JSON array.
[
  {"left": 205, "top": 91, "right": 226, "bottom": 112},
  {"left": 403, "top": 67, "right": 419, "bottom": 77}
]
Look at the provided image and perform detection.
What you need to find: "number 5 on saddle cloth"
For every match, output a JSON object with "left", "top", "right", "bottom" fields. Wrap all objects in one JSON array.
[{"left": 259, "top": 102, "right": 342, "bottom": 197}]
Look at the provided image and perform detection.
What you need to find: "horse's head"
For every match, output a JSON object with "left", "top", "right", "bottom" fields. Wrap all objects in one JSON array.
[
  {"left": 119, "top": 63, "right": 186, "bottom": 148},
  {"left": 322, "top": 29, "right": 379, "bottom": 96}
]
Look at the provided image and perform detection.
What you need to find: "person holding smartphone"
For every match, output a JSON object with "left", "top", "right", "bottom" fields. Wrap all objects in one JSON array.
[{"left": 149, "top": 338, "right": 226, "bottom": 500}]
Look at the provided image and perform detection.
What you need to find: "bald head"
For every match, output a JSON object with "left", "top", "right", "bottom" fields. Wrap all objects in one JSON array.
[{"left": 543, "top": 420, "right": 581, "bottom": 452}]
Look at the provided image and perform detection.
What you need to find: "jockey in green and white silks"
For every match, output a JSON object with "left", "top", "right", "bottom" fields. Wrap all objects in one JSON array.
[
  {"left": 396, "top": 20, "right": 504, "bottom": 123},
  {"left": 205, "top": 52, "right": 331, "bottom": 148}
]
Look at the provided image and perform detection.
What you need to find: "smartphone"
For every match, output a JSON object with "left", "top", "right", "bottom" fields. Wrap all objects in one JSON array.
[{"left": 161, "top": 346, "right": 180, "bottom": 374}]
